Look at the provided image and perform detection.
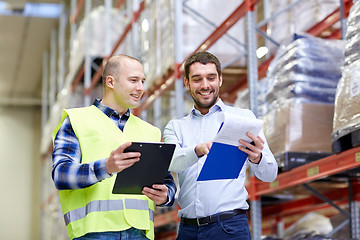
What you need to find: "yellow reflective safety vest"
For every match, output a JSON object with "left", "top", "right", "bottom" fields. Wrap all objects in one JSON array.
[{"left": 52, "top": 105, "right": 161, "bottom": 240}]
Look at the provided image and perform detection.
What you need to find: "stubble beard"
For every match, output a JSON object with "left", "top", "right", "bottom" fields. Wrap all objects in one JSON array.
[{"left": 192, "top": 91, "right": 219, "bottom": 111}]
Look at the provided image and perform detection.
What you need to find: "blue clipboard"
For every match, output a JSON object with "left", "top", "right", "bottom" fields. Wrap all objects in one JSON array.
[{"left": 197, "top": 142, "right": 247, "bottom": 181}]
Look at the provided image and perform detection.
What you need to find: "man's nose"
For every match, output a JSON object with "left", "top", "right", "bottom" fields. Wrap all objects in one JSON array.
[
  {"left": 200, "top": 79, "right": 210, "bottom": 89},
  {"left": 136, "top": 81, "right": 144, "bottom": 91}
]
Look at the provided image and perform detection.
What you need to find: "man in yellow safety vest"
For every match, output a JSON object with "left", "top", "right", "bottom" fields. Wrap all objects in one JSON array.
[{"left": 52, "top": 54, "right": 177, "bottom": 240}]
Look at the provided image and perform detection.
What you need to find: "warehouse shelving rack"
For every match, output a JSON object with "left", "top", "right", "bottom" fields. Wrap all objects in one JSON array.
[
  {"left": 248, "top": 146, "right": 360, "bottom": 238},
  {"left": 139, "top": 0, "right": 357, "bottom": 239},
  {"left": 136, "top": 1, "right": 356, "bottom": 239},
  {"left": 40, "top": 0, "right": 359, "bottom": 240}
]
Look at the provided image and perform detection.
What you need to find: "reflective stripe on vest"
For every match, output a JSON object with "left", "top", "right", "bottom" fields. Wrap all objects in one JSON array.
[{"left": 64, "top": 199, "right": 154, "bottom": 226}]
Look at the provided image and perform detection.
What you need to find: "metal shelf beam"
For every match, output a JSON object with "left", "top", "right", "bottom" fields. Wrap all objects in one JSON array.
[
  {"left": 248, "top": 147, "right": 360, "bottom": 199},
  {"left": 261, "top": 184, "right": 360, "bottom": 219}
]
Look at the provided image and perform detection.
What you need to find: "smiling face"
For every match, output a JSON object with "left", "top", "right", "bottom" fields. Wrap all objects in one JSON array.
[
  {"left": 113, "top": 58, "right": 145, "bottom": 108},
  {"left": 102, "top": 56, "right": 145, "bottom": 115},
  {"left": 184, "top": 62, "right": 222, "bottom": 115}
]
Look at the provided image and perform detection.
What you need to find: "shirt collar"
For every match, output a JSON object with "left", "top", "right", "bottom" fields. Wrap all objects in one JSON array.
[
  {"left": 191, "top": 98, "right": 225, "bottom": 117},
  {"left": 93, "top": 99, "right": 130, "bottom": 119}
]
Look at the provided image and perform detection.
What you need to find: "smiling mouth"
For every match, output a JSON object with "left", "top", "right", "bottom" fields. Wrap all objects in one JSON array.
[
  {"left": 198, "top": 90, "right": 213, "bottom": 96},
  {"left": 131, "top": 94, "right": 141, "bottom": 99}
]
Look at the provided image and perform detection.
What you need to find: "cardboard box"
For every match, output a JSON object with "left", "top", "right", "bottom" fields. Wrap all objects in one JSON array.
[{"left": 263, "top": 102, "right": 334, "bottom": 155}]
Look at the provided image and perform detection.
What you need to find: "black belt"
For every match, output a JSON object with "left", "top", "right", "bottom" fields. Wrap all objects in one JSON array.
[{"left": 181, "top": 209, "right": 247, "bottom": 226}]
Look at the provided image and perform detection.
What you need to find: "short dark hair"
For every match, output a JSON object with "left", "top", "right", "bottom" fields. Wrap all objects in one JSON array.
[{"left": 184, "top": 51, "right": 221, "bottom": 79}]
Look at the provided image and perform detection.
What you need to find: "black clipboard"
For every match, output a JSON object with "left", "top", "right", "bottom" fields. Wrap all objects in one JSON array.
[{"left": 112, "top": 142, "right": 176, "bottom": 194}]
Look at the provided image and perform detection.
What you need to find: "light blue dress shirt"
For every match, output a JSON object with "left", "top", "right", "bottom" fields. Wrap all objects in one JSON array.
[{"left": 163, "top": 99, "right": 278, "bottom": 218}]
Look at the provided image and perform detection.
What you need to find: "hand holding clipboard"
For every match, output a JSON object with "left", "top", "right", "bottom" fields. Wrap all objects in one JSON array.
[
  {"left": 197, "top": 112, "right": 263, "bottom": 181},
  {"left": 112, "top": 142, "right": 175, "bottom": 195}
]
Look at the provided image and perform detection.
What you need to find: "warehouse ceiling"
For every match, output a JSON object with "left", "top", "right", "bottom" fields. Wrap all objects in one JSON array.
[{"left": 0, "top": 0, "right": 61, "bottom": 107}]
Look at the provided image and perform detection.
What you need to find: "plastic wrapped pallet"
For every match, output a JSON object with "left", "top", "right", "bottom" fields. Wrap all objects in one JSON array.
[
  {"left": 235, "top": 88, "right": 250, "bottom": 110},
  {"left": 332, "top": 66, "right": 360, "bottom": 140},
  {"left": 182, "top": 0, "right": 246, "bottom": 67},
  {"left": 266, "top": 0, "right": 339, "bottom": 54},
  {"left": 344, "top": 1, "right": 360, "bottom": 67},
  {"left": 262, "top": 34, "right": 344, "bottom": 166},
  {"left": 69, "top": 6, "right": 128, "bottom": 79},
  {"left": 284, "top": 212, "right": 333, "bottom": 240},
  {"left": 332, "top": 0, "right": 360, "bottom": 153},
  {"left": 267, "top": 34, "right": 344, "bottom": 84},
  {"left": 158, "top": 0, "right": 174, "bottom": 77},
  {"left": 138, "top": 0, "right": 174, "bottom": 87},
  {"left": 265, "top": 33, "right": 345, "bottom": 112},
  {"left": 234, "top": 77, "right": 271, "bottom": 118},
  {"left": 331, "top": 66, "right": 360, "bottom": 153}
]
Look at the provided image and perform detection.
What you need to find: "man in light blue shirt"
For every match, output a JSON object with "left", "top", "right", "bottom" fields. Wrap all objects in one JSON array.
[{"left": 163, "top": 51, "right": 278, "bottom": 240}]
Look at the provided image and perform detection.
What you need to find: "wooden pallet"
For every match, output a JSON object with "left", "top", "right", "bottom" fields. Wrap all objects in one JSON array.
[{"left": 332, "top": 127, "right": 360, "bottom": 154}]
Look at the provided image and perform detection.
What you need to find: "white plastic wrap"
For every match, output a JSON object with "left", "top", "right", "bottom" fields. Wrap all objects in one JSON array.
[
  {"left": 266, "top": 0, "right": 339, "bottom": 53},
  {"left": 69, "top": 6, "right": 128, "bottom": 78},
  {"left": 332, "top": 0, "right": 360, "bottom": 141},
  {"left": 159, "top": 0, "right": 174, "bottom": 76},
  {"left": 265, "top": 33, "right": 345, "bottom": 111},
  {"left": 182, "top": 0, "right": 246, "bottom": 67},
  {"left": 139, "top": 0, "right": 174, "bottom": 87},
  {"left": 284, "top": 212, "right": 333, "bottom": 240},
  {"left": 332, "top": 65, "right": 360, "bottom": 140},
  {"left": 234, "top": 77, "right": 271, "bottom": 118},
  {"left": 344, "top": 0, "right": 360, "bottom": 67},
  {"left": 234, "top": 88, "right": 250, "bottom": 110},
  {"left": 40, "top": 81, "right": 72, "bottom": 154}
]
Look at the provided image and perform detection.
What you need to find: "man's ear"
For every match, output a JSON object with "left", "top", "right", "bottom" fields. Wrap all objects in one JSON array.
[
  {"left": 184, "top": 78, "right": 190, "bottom": 90},
  {"left": 219, "top": 75, "right": 223, "bottom": 87},
  {"left": 106, "top": 76, "right": 115, "bottom": 88}
]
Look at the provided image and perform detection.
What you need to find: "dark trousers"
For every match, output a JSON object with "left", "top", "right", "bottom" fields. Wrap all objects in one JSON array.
[{"left": 177, "top": 214, "right": 251, "bottom": 240}]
